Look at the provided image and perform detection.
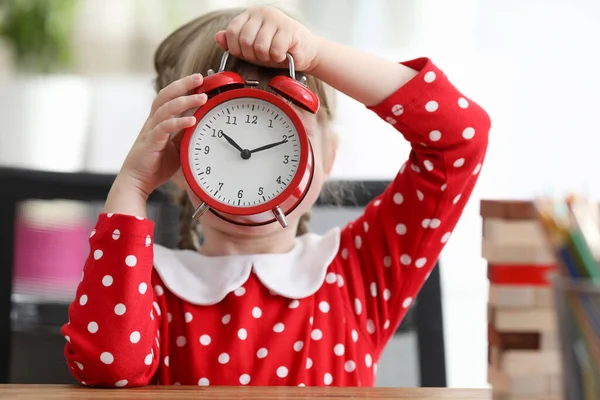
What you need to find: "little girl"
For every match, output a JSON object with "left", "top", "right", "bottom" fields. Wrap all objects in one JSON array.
[{"left": 62, "top": 6, "right": 490, "bottom": 387}]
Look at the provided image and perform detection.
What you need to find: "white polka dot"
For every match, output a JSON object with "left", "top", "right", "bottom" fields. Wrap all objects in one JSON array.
[
  {"left": 473, "top": 163, "right": 482, "bottom": 175},
  {"left": 218, "top": 353, "right": 229, "bottom": 364},
  {"left": 391, "top": 104, "right": 404, "bottom": 116},
  {"left": 65, "top": 335, "right": 71, "bottom": 343},
  {"left": 334, "top": 344, "right": 345, "bottom": 356},
  {"left": 384, "top": 320, "right": 391, "bottom": 329},
  {"left": 200, "top": 335, "right": 211, "bottom": 346},
  {"left": 415, "top": 258, "right": 427, "bottom": 268},
  {"left": 354, "top": 298, "right": 362, "bottom": 315},
  {"left": 395, "top": 224, "right": 407, "bottom": 235},
  {"left": 100, "top": 352, "right": 114, "bottom": 365},
  {"left": 370, "top": 282, "right": 378, "bottom": 297},
  {"left": 365, "top": 353, "right": 373, "bottom": 368},
  {"left": 93, "top": 250, "right": 103, "bottom": 260},
  {"left": 288, "top": 300, "right": 299, "bottom": 309},
  {"left": 153, "top": 302, "right": 162, "bottom": 317},
  {"left": 234, "top": 286, "right": 246, "bottom": 296},
  {"left": 325, "top": 272, "right": 337, "bottom": 284},
  {"left": 422, "top": 219, "right": 431, "bottom": 228},
  {"left": 306, "top": 358, "right": 313, "bottom": 369},
  {"left": 277, "top": 366, "right": 288, "bottom": 378},
  {"left": 458, "top": 97, "right": 469, "bottom": 108},
  {"left": 75, "top": 361, "right": 84, "bottom": 370},
  {"left": 400, "top": 254, "right": 412, "bottom": 265},
  {"left": 273, "top": 323, "right": 285, "bottom": 333},
  {"left": 411, "top": 164, "right": 421, "bottom": 173},
  {"left": 144, "top": 353, "right": 152, "bottom": 365},
  {"left": 176, "top": 336, "right": 187, "bottom": 347},
  {"left": 441, "top": 183, "right": 447, "bottom": 191},
  {"left": 252, "top": 307, "right": 262, "bottom": 318},
  {"left": 135, "top": 216, "right": 144, "bottom": 220},
  {"left": 386, "top": 116, "right": 397, "bottom": 125},
  {"left": 441, "top": 232, "right": 452, "bottom": 243},
  {"left": 367, "top": 319, "right": 376, "bottom": 334},
  {"left": 341, "top": 248, "right": 348, "bottom": 259},
  {"left": 238, "top": 328, "right": 247, "bottom": 340},
  {"left": 352, "top": 329, "right": 359, "bottom": 342},
  {"left": 114, "top": 379, "right": 128, "bottom": 387},
  {"left": 114, "top": 303, "right": 126, "bottom": 316},
  {"left": 138, "top": 282, "right": 147, "bottom": 294},
  {"left": 324, "top": 373, "right": 333, "bottom": 385},
  {"left": 184, "top": 312, "right": 193, "bottom": 323},
  {"left": 383, "top": 255, "right": 392, "bottom": 267},
  {"left": 294, "top": 341, "right": 304, "bottom": 352},
  {"left": 403, "top": 297, "right": 413, "bottom": 308},
  {"left": 165, "top": 313, "right": 172, "bottom": 323},
  {"left": 311, "top": 329, "right": 323, "bottom": 340},
  {"left": 319, "top": 301, "right": 330, "bottom": 313},
  {"left": 383, "top": 288, "right": 391, "bottom": 301},
  {"left": 145, "top": 235, "right": 152, "bottom": 247},
  {"left": 102, "top": 275, "right": 113, "bottom": 287},
  {"left": 106, "top": 213, "right": 113, "bottom": 218},
  {"left": 81, "top": 271, "right": 84, "bottom": 282},
  {"left": 125, "top": 255, "right": 137, "bottom": 267},
  {"left": 130, "top": 331, "right": 140, "bottom": 343},
  {"left": 393, "top": 193, "right": 404, "bottom": 205},
  {"left": 424, "top": 71, "right": 436, "bottom": 83},
  {"left": 257, "top": 348, "right": 268, "bottom": 358},
  {"left": 79, "top": 294, "right": 88, "bottom": 306},
  {"left": 400, "top": 163, "right": 407, "bottom": 173},
  {"left": 354, "top": 235, "right": 362, "bottom": 249},
  {"left": 309, "top": 317, "right": 314, "bottom": 325},
  {"left": 429, "top": 130, "right": 442, "bottom": 142},
  {"left": 453, "top": 158, "right": 465, "bottom": 168},
  {"left": 430, "top": 218, "right": 441, "bottom": 229},
  {"left": 299, "top": 383, "right": 306, "bottom": 387},
  {"left": 453, "top": 194, "right": 462, "bottom": 204},
  {"left": 150, "top": 310, "right": 154, "bottom": 320},
  {"left": 90, "top": 229, "right": 96, "bottom": 238},
  {"left": 87, "top": 321, "right": 98, "bottom": 334},
  {"left": 198, "top": 378, "right": 209, "bottom": 386},
  {"left": 417, "top": 190, "right": 424, "bottom": 201},
  {"left": 154, "top": 285, "right": 164, "bottom": 296},
  {"left": 345, "top": 360, "right": 356, "bottom": 372},
  {"left": 222, "top": 314, "right": 231, "bottom": 324},
  {"left": 173, "top": 382, "right": 180, "bottom": 386},
  {"left": 240, "top": 374, "right": 251, "bottom": 385},
  {"left": 337, "top": 274, "right": 344, "bottom": 287},
  {"left": 462, "top": 127, "right": 475, "bottom": 139},
  {"left": 363, "top": 221, "right": 369, "bottom": 232},
  {"left": 425, "top": 100, "right": 438, "bottom": 112},
  {"left": 424, "top": 160, "right": 434, "bottom": 171},
  {"left": 111, "top": 229, "right": 121, "bottom": 241}
]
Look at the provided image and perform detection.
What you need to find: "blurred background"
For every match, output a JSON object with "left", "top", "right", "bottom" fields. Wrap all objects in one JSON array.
[{"left": 0, "top": 0, "right": 599, "bottom": 390}]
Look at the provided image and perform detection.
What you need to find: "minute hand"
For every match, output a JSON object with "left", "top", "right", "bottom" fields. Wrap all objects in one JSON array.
[{"left": 249, "top": 139, "right": 288, "bottom": 154}]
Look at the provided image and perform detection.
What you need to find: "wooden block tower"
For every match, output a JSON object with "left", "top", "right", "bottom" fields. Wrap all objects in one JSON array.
[{"left": 481, "top": 200, "right": 562, "bottom": 400}]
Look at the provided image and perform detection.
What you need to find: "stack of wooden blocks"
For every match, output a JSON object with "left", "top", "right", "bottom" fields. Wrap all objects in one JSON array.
[{"left": 481, "top": 200, "right": 562, "bottom": 400}]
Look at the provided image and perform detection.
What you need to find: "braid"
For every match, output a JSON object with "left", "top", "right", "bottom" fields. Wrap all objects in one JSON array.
[
  {"left": 296, "top": 212, "right": 311, "bottom": 236},
  {"left": 176, "top": 192, "right": 201, "bottom": 250}
]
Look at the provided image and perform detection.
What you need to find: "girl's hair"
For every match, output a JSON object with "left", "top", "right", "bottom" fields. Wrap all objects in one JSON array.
[{"left": 153, "top": 8, "right": 335, "bottom": 250}]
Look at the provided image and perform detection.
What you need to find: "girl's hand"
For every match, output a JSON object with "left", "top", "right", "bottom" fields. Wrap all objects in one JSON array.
[
  {"left": 215, "top": 6, "right": 321, "bottom": 72},
  {"left": 104, "top": 74, "right": 207, "bottom": 216}
]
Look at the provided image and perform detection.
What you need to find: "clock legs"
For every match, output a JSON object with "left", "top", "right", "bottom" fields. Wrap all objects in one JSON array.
[
  {"left": 192, "top": 202, "right": 210, "bottom": 221},
  {"left": 272, "top": 206, "right": 288, "bottom": 228}
]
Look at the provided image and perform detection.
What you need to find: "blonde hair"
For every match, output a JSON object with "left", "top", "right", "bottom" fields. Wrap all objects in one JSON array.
[{"left": 154, "top": 8, "right": 335, "bottom": 250}]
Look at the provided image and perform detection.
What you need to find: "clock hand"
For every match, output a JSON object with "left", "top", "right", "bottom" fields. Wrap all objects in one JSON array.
[
  {"left": 220, "top": 132, "right": 244, "bottom": 153},
  {"left": 249, "top": 139, "right": 289, "bottom": 154}
]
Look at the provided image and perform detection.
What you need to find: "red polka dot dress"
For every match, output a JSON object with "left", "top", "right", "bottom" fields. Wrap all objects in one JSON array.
[{"left": 62, "top": 58, "right": 490, "bottom": 388}]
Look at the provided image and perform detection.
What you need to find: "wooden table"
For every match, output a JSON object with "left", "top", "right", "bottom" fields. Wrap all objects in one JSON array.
[{"left": 0, "top": 385, "right": 489, "bottom": 399}]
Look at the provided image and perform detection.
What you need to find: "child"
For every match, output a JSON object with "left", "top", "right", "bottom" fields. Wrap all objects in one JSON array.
[{"left": 62, "top": 6, "right": 490, "bottom": 387}]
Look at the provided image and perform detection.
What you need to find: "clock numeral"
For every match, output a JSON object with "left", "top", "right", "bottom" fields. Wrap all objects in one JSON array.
[
  {"left": 268, "top": 119, "right": 273, "bottom": 128},
  {"left": 218, "top": 182, "right": 224, "bottom": 190},
  {"left": 211, "top": 129, "right": 223, "bottom": 138},
  {"left": 258, "top": 187, "right": 264, "bottom": 196},
  {"left": 282, "top": 135, "right": 288, "bottom": 141},
  {"left": 283, "top": 155, "right": 289, "bottom": 164},
  {"left": 204, "top": 146, "right": 210, "bottom": 154},
  {"left": 276, "top": 176, "right": 282, "bottom": 184},
  {"left": 245, "top": 114, "right": 258, "bottom": 124},
  {"left": 226, "top": 116, "right": 237, "bottom": 125},
  {"left": 205, "top": 166, "right": 212, "bottom": 175},
  {"left": 237, "top": 190, "right": 244, "bottom": 199}
]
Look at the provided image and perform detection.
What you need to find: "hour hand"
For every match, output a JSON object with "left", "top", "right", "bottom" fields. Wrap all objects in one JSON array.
[
  {"left": 249, "top": 139, "right": 288, "bottom": 154},
  {"left": 221, "top": 132, "right": 243, "bottom": 152}
]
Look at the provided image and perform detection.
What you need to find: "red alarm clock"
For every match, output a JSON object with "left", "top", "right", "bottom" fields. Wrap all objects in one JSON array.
[{"left": 180, "top": 51, "right": 319, "bottom": 228}]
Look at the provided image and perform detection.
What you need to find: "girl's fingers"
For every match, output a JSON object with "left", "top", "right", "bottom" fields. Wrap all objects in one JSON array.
[
  {"left": 238, "top": 18, "right": 263, "bottom": 62},
  {"left": 254, "top": 24, "right": 278, "bottom": 63},
  {"left": 225, "top": 14, "right": 248, "bottom": 59},
  {"left": 270, "top": 30, "right": 292, "bottom": 63},
  {"left": 147, "top": 116, "right": 197, "bottom": 150},
  {"left": 152, "top": 93, "right": 207, "bottom": 127},
  {"left": 151, "top": 74, "right": 203, "bottom": 114}
]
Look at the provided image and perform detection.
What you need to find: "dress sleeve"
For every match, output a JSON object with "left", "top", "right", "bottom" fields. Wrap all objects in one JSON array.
[
  {"left": 334, "top": 58, "right": 490, "bottom": 350},
  {"left": 61, "top": 213, "right": 161, "bottom": 387}
]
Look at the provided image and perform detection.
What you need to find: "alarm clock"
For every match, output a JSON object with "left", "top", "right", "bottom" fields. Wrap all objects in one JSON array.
[{"left": 180, "top": 51, "right": 319, "bottom": 228}]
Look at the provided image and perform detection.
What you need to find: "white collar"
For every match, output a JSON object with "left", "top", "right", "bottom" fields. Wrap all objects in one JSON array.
[{"left": 152, "top": 228, "right": 341, "bottom": 305}]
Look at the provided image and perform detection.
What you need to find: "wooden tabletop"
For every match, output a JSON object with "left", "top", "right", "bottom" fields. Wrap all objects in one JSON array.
[{"left": 0, "top": 385, "right": 490, "bottom": 399}]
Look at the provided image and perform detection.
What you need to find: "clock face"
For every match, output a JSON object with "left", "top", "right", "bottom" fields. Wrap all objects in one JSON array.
[{"left": 188, "top": 97, "right": 301, "bottom": 208}]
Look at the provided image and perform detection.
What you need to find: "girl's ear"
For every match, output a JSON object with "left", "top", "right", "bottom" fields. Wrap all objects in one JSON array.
[{"left": 322, "top": 128, "right": 339, "bottom": 178}]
